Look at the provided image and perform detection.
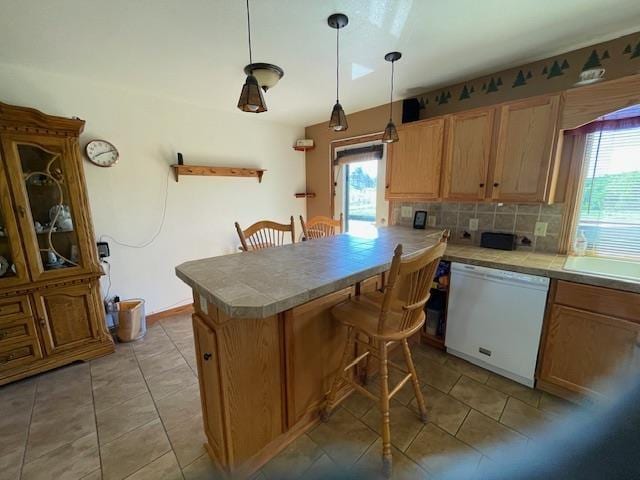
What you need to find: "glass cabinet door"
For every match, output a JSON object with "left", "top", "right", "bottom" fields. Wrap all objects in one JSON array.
[
  {"left": 2, "top": 135, "right": 93, "bottom": 281},
  {"left": 0, "top": 156, "right": 30, "bottom": 287}
]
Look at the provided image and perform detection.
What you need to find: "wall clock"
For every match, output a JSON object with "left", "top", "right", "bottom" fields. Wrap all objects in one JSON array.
[{"left": 85, "top": 140, "right": 119, "bottom": 167}]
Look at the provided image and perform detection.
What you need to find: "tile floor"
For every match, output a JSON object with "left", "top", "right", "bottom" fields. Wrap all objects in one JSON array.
[{"left": 0, "top": 313, "right": 578, "bottom": 480}]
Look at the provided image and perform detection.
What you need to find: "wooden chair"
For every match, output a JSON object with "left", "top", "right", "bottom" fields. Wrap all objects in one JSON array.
[
  {"left": 235, "top": 217, "right": 295, "bottom": 252},
  {"left": 300, "top": 214, "right": 343, "bottom": 240},
  {"left": 321, "top": 231, "right": 449, "bottom": 478}
]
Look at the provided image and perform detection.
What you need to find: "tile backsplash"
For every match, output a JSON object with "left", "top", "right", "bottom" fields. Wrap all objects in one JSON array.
[{"left": 392, "top": 201, "right": 564, "bottom": 253}]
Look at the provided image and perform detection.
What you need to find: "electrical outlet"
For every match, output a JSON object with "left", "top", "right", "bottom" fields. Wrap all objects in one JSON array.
[
  {"left": 469, "top": 218, "right": 479, "bottom": 231},
  {"left": 401, "top": 206, "right": 412, "bottom": 218},
  {"left": 534, "top": 221, "right": 548, "bottom": 237},
  {"left": 427, "top": 215, "right": 437, "bottom": 227}
]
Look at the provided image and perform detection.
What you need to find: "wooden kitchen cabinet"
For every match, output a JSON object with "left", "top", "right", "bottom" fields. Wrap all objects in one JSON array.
[
  {"left": 492, "top": 95, "right": 561, "bottom": 202},
  {"left": 538, "top": 280, "right": 640, "bottom": 400},
  {"left": 442, "top": 108, "right": 495, "bottom": 201},
  {"left": 386, "top": 118, "right": 445, "bottom": 200}
]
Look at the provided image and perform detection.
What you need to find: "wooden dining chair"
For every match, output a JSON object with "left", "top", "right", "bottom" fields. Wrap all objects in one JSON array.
[
  {"left": 299, "top": 214, "right": 343, "bottom": 240},
  {"left": 321, "top": 231, "right": 448, "bottom": 478},
  {"left": 235, "top": 217, "right": 295, "bottom": 252}
]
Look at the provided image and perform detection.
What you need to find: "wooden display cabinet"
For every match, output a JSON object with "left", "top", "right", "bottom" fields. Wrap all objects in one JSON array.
[{"left": 0, "top": 102, "right": 113, "bottom": 385}]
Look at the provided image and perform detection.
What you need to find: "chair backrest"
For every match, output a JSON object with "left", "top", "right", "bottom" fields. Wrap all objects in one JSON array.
[
  {"left": 300, "top": 214, "right": 343, "bottom": 240},
  {"left": 235, "top": 216, "right": 295, "bottom": 252},
  {"left": 377, "top": 230, "right": 449, "bottom": 335}
]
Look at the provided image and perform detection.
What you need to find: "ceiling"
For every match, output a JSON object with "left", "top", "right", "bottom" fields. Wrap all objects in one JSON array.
[{"left": 1, "top": 0, "right": 639, "bottom": 127}]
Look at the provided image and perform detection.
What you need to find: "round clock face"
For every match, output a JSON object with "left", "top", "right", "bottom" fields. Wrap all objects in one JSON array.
[{"left": 85, "top": 140, "right": 119, "bottom": 167}]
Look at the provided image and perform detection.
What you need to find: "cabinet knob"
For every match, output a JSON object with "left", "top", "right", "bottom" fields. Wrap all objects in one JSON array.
[
  {"left": 17, "top": 205, "right": 26, "bottom": 218},
  {"left": 479, "top": 183, "right": 485, "bottom": 188},
  {"left": 493, "top": 182, "right": 500, "bottom": 187},
  {"left": 38, "top": 317, "right": 46, "bottom": 328},
  {"left": 203, "top": 353, "right": 212, "bottom": 361}
]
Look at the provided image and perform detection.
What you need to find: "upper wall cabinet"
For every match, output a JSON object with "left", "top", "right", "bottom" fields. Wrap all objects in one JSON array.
[
  {"left": 386, "top": 118, "right": 445, "bottom": 200},
  {"left": 491, "top": 95, "right": 561, "bottom": 202},
  {"left": 441, "top": 108, "right": 495, "bottom": 201}
]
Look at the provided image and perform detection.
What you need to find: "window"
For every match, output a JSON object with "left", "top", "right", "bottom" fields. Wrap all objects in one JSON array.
[{"left": 575, "top": 125, "right": 640, "bottom": 258}]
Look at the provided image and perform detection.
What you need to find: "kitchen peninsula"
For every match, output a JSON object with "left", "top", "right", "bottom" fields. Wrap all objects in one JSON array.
[{"left": 175, "top": 227, "right": 444, "bottom": 476}]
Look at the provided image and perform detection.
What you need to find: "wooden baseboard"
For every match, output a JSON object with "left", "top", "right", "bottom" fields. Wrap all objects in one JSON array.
[{"left": 146, "top": 303, "right": 194, "bottom": 326}]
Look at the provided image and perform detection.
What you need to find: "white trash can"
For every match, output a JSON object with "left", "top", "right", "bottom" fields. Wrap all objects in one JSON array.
[{"left": 116, "top": 299, "right": 146, "bottom": 342}]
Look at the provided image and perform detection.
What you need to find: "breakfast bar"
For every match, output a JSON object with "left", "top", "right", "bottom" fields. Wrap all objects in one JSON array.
[{"left": 175, "top": 227, "right": 443, "bottom": 476}]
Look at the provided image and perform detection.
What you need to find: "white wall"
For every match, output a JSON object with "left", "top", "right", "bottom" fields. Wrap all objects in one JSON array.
[{"left": 0, "top": 62, "right": 306, "bottom": 314}]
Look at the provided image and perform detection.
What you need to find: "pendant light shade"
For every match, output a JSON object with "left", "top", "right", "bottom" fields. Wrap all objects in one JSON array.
[
  {"left": 237, "top": 74, "right": 267, "bottom": 113},
  {"left": 244, "top": 63, "right": 284, "bottom": 92},
  {"left": 382, "top": 51, "right": 402, "bottom": 143},
  {"left": 327, "top": 14, "right": 349, "bottom": 131},
  {"left": 329, "top": 102, "right": 348, "bottom": 131}
]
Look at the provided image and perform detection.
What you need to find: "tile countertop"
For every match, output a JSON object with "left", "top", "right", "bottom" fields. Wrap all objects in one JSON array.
[{"left": 176, "top": 227, "right": 640, "bottom": 319}]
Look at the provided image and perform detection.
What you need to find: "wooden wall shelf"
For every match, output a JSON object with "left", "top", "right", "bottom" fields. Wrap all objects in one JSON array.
[
  {"left": 294, "top": 193, "right": 316, "bottom": 198},
  {"left": 172, "top": 165, "right": 266, "bottom": 183},
  {"left": 293, "top": 146, "right": 314, "bottom": 152}
]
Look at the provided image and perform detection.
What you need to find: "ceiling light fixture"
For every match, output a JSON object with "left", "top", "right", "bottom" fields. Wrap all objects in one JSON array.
[
  {"left": 382, "top": 52, "right": 401, "bottom": 143},
  {"left": 328, "top": 13, "right": 349, "bottom": 131},
  {"left": 244, "top": 63, "right": 284, "bottom": 92},
  {"left": 237, "top": 0, "right": 267, "bottom": 113}
]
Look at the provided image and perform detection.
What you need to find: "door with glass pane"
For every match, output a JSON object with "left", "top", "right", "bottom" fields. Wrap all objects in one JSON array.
[
  {"left": 0, "top": 152, "right": 30, "bottom": 288},
  {"left": 1, "top": 134, "right": 93, "bottom": 281}
]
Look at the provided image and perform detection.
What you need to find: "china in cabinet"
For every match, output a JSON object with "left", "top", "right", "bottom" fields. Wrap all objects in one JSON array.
[{"left": 0, "top": 102, "right": 113, "bottom": 385}]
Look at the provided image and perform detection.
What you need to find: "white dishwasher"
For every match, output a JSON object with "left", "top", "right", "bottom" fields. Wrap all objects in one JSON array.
[{"left": 445, "top": 262, "right": 550, "bottom": 387}]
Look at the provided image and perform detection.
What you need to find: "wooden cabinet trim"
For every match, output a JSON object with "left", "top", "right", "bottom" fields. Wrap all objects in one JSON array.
[{"left": 554, "top": 280, "right": 640, "bottom": 323}]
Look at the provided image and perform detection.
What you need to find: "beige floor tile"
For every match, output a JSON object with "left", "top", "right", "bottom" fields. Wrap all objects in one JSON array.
[
  {"left": 0, "top": 403, "right": 31, "bottom": 461},
  {"left": 0, "top": 446, "right": 24, "bottom": 480},
  {"left": 538, "top": 392, "right": 578, "bottom": 417},
  {"left": 500, "top": 397, "right": 554, "bottom": 439},
  {"left": 449, "top": 376, "right": 507, "bottom": 420},
  {"left": 132, "top": 332, "right": 177, "bottom": 362},
  {"left": 22, "top": 432, "right": 100, "bottom": 480},
  {"left": 146, "top": 363, "right": 197, "bottom": 401},
  {"left": 137, "top": 348, "right": 188, "bottom": 380},
  {"left": 456, "top": 410, "right": 527, "bottom": 460},
  {"left": 357, "top": 437, "right": 428, "bottom": 480},
  {"left": 413, "top": 355, "right": 461, "bottom": 394},
  {"left": 80, "top": 470, "right": 102, "bottom": 480},
  {"left": 342, "top": 390, "right": 375, "bottom": 418},
  {"left": 361, "top": 399, "right": 425, "bottom": 452},
  {"left": 25, "top": 400, "right": 96, "bottom": 462},
  {"left": 308, "top": 407, "right": 378, "bottom": 467},
  {"left": 300, "top": 453, "right": 337, "bottom": 480},
  {"left": 35, "top": 363, "right": 93, "bottom": 409},
  {"left": 166, "top": 412, "right": 206, "bottom": 468},
  {"left": 92, "top": 368, "right": 149, "bottom": 414},
  {"left": 126, "top": 451, "right": 182, "bottom": 480},
  {"left": 412, "top": 344, "right": 448, "bottom": 366},
  {"left": 405, "top": 423, "right": 481, "bottom": 476},
  {"left": 0, "top": 377, "right": 36, "bottom": 414},
  {"left": 261, "top": 434, "right": 323, "bottom": 480},
  {"left": 155, "top": 383, "right": 201, "bottom": 432},
  {"left": 486, "top": 374, "right": 541, "bottom": 407},
  {"left": 182, "top": 453, "right": 223, "bottom": 480},
  {"left": 369, "top": 369, "right": 416, "bottom": 406},
  {"left": 443, "top": 356, "right": 490, "bottom": 384},
  {"left": 101, "top": 419, "right": 171, "bottom": 480},
  {"left": 180, "top": 346, "right": 198, "bottom": 374},
  {"left": 97, "top": 391, "right": 159, "bottom": 444},
  {"left": 91, "top": 351, "right": 139, "bottom": 384},
  {"left": 410, "top": 385, "right": 470, "bottom": 435}
]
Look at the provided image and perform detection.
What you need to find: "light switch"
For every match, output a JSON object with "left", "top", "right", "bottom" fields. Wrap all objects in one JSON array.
[
  {"left": 469, "top": 218, "right": 479, "bottom": 231},
  {"left": 427, "top": 215, "right": 437, "bottom": 227},
  {"left": 534, "top": 221, "right": 548, "bottom": 237},
  {"left": 401, "top": 206, "right": 412, "bottom": 218}
]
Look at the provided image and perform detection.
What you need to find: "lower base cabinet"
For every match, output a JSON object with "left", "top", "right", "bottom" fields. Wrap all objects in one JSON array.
[{"left": 538, "top": 280, "right": 640, "bottom": 400}]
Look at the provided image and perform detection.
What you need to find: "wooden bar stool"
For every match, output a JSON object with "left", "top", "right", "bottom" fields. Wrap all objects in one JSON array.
[
  {"left": 235, "top": 217, "right": 295, "bottom": 251},
  {"left": 300, "top": 214, "right": 343, "bottom": 240},
  {"left": 321, "top": 231, "right": 448, "bottom": 478}
]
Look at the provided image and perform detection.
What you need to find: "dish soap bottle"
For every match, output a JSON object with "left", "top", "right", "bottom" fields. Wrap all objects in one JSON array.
[{"left": 574, "top": 230, "right": 588, "bottom": 256}]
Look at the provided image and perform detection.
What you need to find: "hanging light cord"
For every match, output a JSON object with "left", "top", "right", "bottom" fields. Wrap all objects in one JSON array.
[
  {"left": 335, "top": 26, "right": 340, "bottom": 102},
  {"left": 246, "top": 0, "right": 253, "bottom": 64},
  {"left": 389, "top": 60, "right": 395, "bottom": 121}
]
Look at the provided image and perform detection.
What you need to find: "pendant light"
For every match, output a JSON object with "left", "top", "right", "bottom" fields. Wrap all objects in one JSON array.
[
  {"left": 237, "top": 0, "right": 267, "bottom": 113},
  {"left": 382, "top": 52, "right": 401, "bottom": 143},
  {"left": 328, "top": 13, "right": 349, "bottom": 131}
]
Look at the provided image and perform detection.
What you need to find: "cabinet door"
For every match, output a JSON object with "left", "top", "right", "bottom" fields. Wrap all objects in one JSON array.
[
  {"left": 442, "top": 109, "right": 495, "bottom": 201},
  {"left": 539, "top": 304, "right": 640, "bottom": 398},
  {"left": 1, "top": 134, "right": 96, "bottom": 282},
  {"left": 0, "top": 149, "right": 30, "bottom": 288},
  {"left": 492, "top": 95, "right": 561, "bottom": 202},
  {"left": 386, "top": 118, "right": 444, "bottom": 200},
  {"left": 33, "top": 283, "right": 101, "bottom": 356},
  {"left": 192, "top": 314, "right": 226, "bottom": 464}
]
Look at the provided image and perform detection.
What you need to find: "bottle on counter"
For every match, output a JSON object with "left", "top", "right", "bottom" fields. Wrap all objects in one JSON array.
[{"left": 574, "top": 230, "right": 588, "bottom": 256}]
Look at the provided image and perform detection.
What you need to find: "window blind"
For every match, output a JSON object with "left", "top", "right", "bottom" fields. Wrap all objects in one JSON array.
[
  {"left": 334, "top": 144, "right": 383, "bottom": 165},
  {"left": 576, "top": 124, "right": 640, "bottom": 258}
]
